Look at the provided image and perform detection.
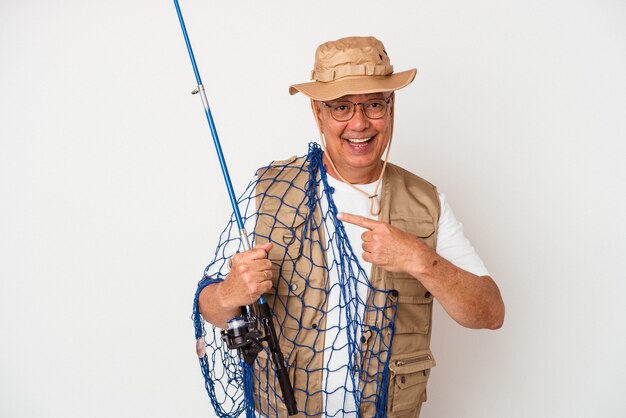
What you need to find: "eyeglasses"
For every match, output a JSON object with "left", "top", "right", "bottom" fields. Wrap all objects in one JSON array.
[{"left": 323, "top": 97, "right": 391, "bottom": 122}]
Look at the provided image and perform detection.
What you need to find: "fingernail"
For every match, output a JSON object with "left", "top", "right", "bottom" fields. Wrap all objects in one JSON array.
[{"left": 337, "top": 213, "right": 344, "bottom": 220}]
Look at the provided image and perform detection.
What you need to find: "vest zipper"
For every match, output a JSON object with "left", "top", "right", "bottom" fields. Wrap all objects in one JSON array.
[{"left": 395, "top": 353, "right": 431, "bottom": 367}]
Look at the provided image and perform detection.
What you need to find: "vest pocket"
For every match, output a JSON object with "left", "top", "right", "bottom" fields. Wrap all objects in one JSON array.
[
  {"left": 261, "top": 211, "right": 311, "bottom": 288},
  {"left": 389, "top": 215, "right": 436, "bottom": 248},
  {"left": 258, "top": 206, "right": 307, "bottom": 262},
  {"left": 388, "top": 349, "right": 436, "bottom": 415},
  {"left": 388, "top": 276, "right": 433, "bottom": 335}
]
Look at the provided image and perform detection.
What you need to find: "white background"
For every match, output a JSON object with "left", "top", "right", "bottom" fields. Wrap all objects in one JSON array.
[{"left": 1, "top": 1, "right": 625, "bottom": 417}]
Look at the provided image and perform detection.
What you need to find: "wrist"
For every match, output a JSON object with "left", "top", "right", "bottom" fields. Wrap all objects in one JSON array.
[
  {"left": 405, "top": 239, "right": 437, "bottom": 278},
  {"left": 215, "top": 280, "right": 235, "bottom": 311}
]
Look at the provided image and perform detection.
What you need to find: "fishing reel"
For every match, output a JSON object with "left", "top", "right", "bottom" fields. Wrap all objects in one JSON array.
[
  {"left": 221, "top": 303, "right": 298, "bottom": 416},
  {"left": 221, "top": 313, "right": 263, "bottom": 366}
]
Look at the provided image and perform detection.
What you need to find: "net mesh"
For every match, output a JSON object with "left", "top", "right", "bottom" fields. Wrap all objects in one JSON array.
[{"left": 192, "top": 143, "right": 399, "bottom": 417}]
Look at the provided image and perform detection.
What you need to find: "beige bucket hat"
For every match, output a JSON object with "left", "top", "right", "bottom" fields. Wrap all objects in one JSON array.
[{"left": 289, "top": 36, "right": 416, "bottom": 101}]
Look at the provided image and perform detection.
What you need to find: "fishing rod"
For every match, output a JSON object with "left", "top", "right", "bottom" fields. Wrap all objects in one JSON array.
[{"left": 172, "top": 1, "right": 297, "bottom": 415}]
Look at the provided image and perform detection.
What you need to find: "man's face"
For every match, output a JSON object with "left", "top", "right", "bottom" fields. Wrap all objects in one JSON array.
[{"left": 313, "top": 92, "right": 394, "bottom": 184}]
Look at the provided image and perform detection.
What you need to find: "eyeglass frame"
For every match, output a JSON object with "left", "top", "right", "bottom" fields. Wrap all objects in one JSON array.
[{"left": 321, "top": 96, "right": 392, "bottom": 122}]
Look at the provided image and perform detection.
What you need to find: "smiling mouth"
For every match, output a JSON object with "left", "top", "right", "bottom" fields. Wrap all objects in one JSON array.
[{"left": 344, "top": 137, "right": 373, "bottom": 144}]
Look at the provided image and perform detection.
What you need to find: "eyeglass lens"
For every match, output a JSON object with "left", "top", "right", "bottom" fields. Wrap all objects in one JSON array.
[{"left": 326, "top": 99, "right": 388, "bottom": 121}]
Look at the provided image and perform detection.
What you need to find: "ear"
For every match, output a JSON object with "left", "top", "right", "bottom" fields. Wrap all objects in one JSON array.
[{"left": 310, "top": 99, "right": 324, "bottom": 133}]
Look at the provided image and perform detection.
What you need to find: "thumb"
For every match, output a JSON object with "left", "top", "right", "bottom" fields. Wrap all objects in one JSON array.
[{"left": 259, "top": 242, "right": 273, "bottom": 254}]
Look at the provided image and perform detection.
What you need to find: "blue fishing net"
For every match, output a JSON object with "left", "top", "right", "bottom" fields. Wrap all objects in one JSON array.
[{"left": 192, "top": 143, "right": 398, "bottom": 417}]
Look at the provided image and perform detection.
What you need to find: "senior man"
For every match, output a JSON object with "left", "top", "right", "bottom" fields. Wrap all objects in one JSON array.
[{"left": 195, "top": 36, "right": 505, "bottom": 418}]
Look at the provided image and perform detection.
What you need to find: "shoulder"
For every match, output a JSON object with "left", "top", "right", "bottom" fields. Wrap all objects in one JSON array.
[
  {"left": 254, "top": 154, "right": 310, "bottom": 209},
  {"left": 384, "top": 162, "right": 438, "bottom": 196},
  {"left": 264, "top": 155, "right": 300, "bottom": 169},
  {"left": 255, "top": 155, "right": 304, "bottom": 180}
]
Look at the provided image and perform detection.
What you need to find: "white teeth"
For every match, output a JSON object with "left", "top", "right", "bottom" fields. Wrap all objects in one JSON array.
[{"left": 346, "top": 137, "right": 372, "bottom": 144}]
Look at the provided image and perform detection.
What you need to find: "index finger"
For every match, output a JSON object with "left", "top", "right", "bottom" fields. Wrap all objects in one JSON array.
[{"left": 337, "top": 212, "right": 379, "bottom": 230}]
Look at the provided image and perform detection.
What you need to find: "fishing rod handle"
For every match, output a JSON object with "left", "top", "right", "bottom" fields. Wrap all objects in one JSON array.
[{"left": 259, "top": 303, "right": 298, "bottom": 415}]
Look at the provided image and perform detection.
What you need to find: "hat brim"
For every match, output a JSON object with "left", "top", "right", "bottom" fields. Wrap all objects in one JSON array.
[{"left": 289, "top": 68, "right": 417, "bottom": 101}]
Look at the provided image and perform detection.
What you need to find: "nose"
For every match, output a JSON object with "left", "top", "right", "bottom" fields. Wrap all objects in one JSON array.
[{"left": 348, "top": 104, "right": 370, "bottom": 130}]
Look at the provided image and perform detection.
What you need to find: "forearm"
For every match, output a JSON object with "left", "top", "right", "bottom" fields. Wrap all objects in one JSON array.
[
  {"left": 407, "top": 253, "right": 505, "bottom": 329},
  {"left": 337, "top": 210, "right": 505, "bottom": 329},
  {"left": 198, "top": 243, "right": 275, "bottom": 329},
  {"left": 198, "top": 281, "right": 241, "bottom": 329}
]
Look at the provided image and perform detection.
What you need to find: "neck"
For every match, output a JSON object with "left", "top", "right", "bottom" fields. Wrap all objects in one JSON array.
[{"left": 322, "top": 155, "right": 382, "bottom": 184}]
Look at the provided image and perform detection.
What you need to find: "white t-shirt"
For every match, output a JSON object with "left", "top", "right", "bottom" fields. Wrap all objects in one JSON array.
[
  {"left": 319, "top": 175, "right": 489, "bottom": 416},
  {"left": 324, "top": 176, "right": 489, "bottom": 277}
]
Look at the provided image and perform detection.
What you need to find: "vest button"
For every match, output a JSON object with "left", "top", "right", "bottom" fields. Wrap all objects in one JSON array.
[
  {"left": 311, "top": 323, "right": 318, "bottom": 329},
  {"left": 290, "top": 283, "right": 298, "bottom": 291},
  {"left": 360, "top": 336, "right": 366, "bottom": 343},
  {"left": 390, "top": 289, "right": 399, "bottom": 297},
  {"left": 424, "top": 291, "right": 432, "bottom": 298},
  {"left": 400, "top": 376, "right": 406, "bottom": 384}
]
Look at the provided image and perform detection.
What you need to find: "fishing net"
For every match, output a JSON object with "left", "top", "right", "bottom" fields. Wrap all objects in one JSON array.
[{"left": 192, "top": 143, "right": 399, "bottom": 417}]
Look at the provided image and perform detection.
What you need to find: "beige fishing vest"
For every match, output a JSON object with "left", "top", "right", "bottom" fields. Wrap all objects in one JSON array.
[{"left": 253, "top": 155, "right": 440, "bottom": 418}]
